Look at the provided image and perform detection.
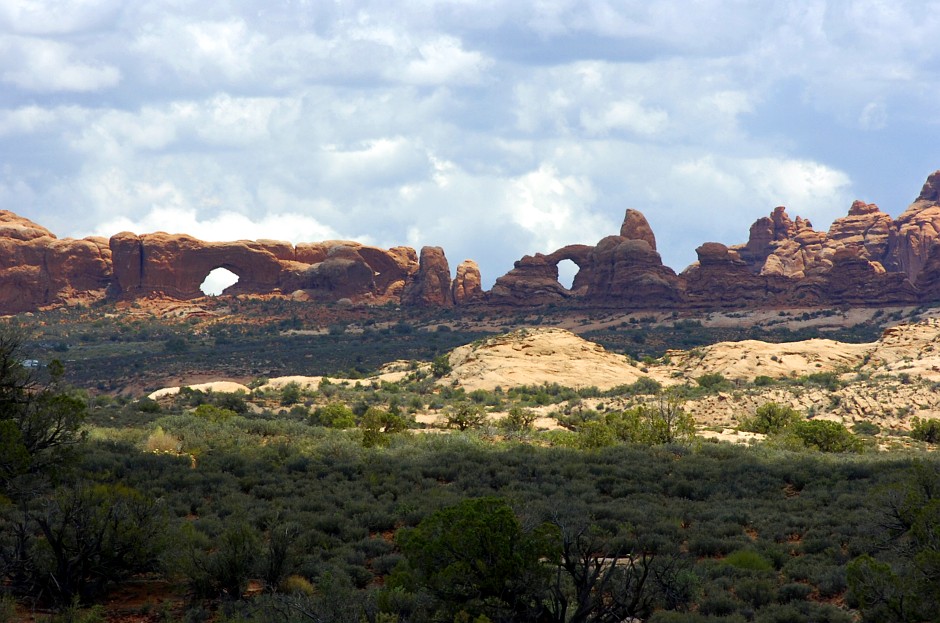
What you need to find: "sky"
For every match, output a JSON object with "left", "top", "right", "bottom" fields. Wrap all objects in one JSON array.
[{"left": 2, "top": 0, "right": 940, "bottom": 290}]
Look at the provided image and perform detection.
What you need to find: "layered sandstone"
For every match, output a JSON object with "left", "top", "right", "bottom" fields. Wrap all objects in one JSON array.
[
  {"left": 452, "top": 260, "right": 484, "bottom": 304},
  {"left": 0, "top": 211, "right": 111, "bottom": 312},
  {"left": 6, "top": 170, "right": 940, "bottom": 313},
  {"left": 401, "top": 246, "right": 454, "bottom": 307}
]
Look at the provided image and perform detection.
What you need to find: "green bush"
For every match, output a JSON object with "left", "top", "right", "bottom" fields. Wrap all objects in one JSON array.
[
  {"left": 192, "top": 403, "right": 237, "bottom": 422},
  {"left": 696, "top": 373, "right": 728, "bottom": 391},
  {"left": 313, "top": 403, "right": 356, "bottom": 429},
  {"left": 443, "top": 402, "right": 487, "bottom": 431},
  {"left": 851, "top": 421, "right": 881, "bottom": 436},
  {"left": 910, "top": 417, "right": 940, "bottom": 443},
  {"left": 741, "top": 403, "right": 800, "bottom": 435},
  {"left": 431, "top": 354, "right": 452, "bottom": 378},
  {"left": 724, "top": 549, "right": 774, "bottom": 572},
  {"left": 135, "top": 397, "right": 161, "bottom": 413},
  {"left": 791, "top": 420, "right": 862, "bottom": 453},
  {"left": 500, "top": 406, "right": 537, "bottom": 433},
  {"left": 279, "top": 381, "right": 303, "bottom": 406}
]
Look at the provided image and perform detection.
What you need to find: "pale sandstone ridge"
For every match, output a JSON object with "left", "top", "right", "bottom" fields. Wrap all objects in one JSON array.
[
  {"left": 441, "top": 328, "right": 648, "bottom": 391},
  {"left": 149, "top": 380, "right": 251, "bottom": 400},
  {"left": 664, "top": 339, "right": 871, "bottom": 381},
  {"left": 146, "top": 319, "right": 940, "bottom": 434}
]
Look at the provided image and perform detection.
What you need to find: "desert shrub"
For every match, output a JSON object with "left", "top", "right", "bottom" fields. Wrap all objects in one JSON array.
[
  {"left": 776, "top": 582, "right": 812, "bottom": 603},
  {"left": 741, "top": 403, "right": 800, "bottom": 435},
  {"left": 279, "top": 382, "right": 303, "bottom": 406},
  {"left": 212, "top": 391, "right": 249, "bottom": 414},
  {"left": 3, "top": 483, "right": 165, "bottom": 605},
  {"left": 360, "top": 407, "right": 408, "bottom": 447},
  {"left": 754, "top": 602, "right": 853, "bottom": 623},
  {"left": 753, "top": 375, "right": 776, "bottom": 386},
  {"left": 500, "top": 406, "right": 538, "bottom": 433},
  {"left": 801, "top": 372, "right": 842, "bottom": 391},
  {"left": 724, "top": 549, "right": 774, "bottom": 572},
  {"left": 442, "top": 402, "right": 487, "bottom": 431},
  {"left": 735, "top": 578, "right": 776, "bottom": 607},
  {"left": 910, "top": 417, "right": 940, "bottom": 443},
  {"left": 578, "top": 420, "right": 618, "bottom": 449},
  {"left": 791, "top": 420, "right": 862, "bottom": 453},
  {"left": 696, "top": 373, "right": 728, "bottom": 391},
  {"left": 688, "top": 535, "right": 735, "bottom": 557},
  {"left": 393, "top": 497, "right": 556, "bottom": 620},
  {"left": 697, "top": 590, "right": 740, "bottom": 616},
  {"left": 313, "top": 403, "right": 356, "bottom": 429},
  {"left": 181, "top": 521, "right": 261, "bottom": 599},
  {"left": 193, "top": 403, "right": 237, "bottom": 422},
  {"left": 145, "top": 426, "right": 180, "bottom": 453},
  {"left": 135, "top": 397, "right": 161, "bottom": 413},
  {"left": 431, "top": 353, "right": 453, "bottom": 378},
  {"left": 0, "top": 596, "right": 14, "bottom": 623},
  {"left": 851, "top": 421, "right": 881, "bottom": 436},
  {"left": 650, "top": 614, "right": 746, "bottom": 623}
]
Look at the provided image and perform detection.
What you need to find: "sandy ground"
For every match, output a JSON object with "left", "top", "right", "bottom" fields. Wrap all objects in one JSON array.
[{"left": 146, "top": 318, "right": 940, "bottom": 434}]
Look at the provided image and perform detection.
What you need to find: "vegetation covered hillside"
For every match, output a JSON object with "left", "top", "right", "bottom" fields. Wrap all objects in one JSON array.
[{"left": 3, "top": 300, "right": 940, "bottom": 622}]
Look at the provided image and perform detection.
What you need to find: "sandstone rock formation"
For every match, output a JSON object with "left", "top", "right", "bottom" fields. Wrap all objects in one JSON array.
[
  {"left": 6, "top": 170, "right": 940, "bottom": 314},
  {"left": 441, "top": 327, "right": 647, "bottom": 391},
  {"left": 488, "top": 211, "right": 679, "bottom": 307},
  {"left": 583, "top": 236, "right": 680, "bottom": 304},
  {"left": 489, "top": 253, "right": 572, "bottom": 305},
  {"left": 401, "top": 246, "right": 454, "bottom": 307},
  {"left": 110, "top": 233, "right": 284, "bottom": 299},
  {"left": 620, "top": 209, "right": 657, "bottom": 250},
  {"left": 891, "top": 171, "right": 940, "bottom": 283},
  {"left": 452, "top": 259, "right": 484, "bottom": 304},
  {"left": 0, "top": 211, "right": 111, "bottom": 312},
  {"left": 681, "top": 243, "right": 787, "bottom": 308}
]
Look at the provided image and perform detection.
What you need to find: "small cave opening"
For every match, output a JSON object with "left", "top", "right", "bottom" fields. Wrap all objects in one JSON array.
[
  {"left": 200, "top": 267, "right": 240, "bottom": 296},
  {"left": 557, "top": 259, "right": 578, "bottom": 290}
]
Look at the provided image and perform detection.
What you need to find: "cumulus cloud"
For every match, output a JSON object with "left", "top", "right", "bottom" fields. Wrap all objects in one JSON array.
[
  {"left": 2, "top": 0, "right": 939, "bottom": 289},
  {"left": 0, "top": 36, "right": 120, "bottom": 92},
  {"left": 92, "top": 207, "right": 341, "bottom": 245},
  {"left": 0, "top": 0, "right": 123, "bottom": 35}
]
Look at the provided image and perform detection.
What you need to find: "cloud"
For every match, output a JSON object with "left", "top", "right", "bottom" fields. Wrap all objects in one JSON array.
[
  {"left": 580, "top": 99, "right": 668, "bottom": 136},
  {"left": 510, "top": 163, "right": 607, "bottom": 250},
  {"left": 397, "top": 35, "right": 493, "bottom": 85},
  {"left": 0, "top": 36, "right": 120, "bottom": 92},
  {"left": 0, "top": 0, "right": 122, "bottom": 35},
  {"left": 92, "top": 207, "right": 340, "bottom": 245},
  {"left": 132, "top": 17, "right": 264, "bottom": 84},
  {"left": 2, "top": 0, "right": 939, "bottom": 294}
]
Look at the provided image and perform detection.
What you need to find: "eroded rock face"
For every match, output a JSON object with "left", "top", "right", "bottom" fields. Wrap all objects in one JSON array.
[
  {"left": 584, "top": 236, "right": 681, "bottom": 304},
  {"left": 682, "top": 243, "right": 785, "bottom": 308},
  {"left": 489, "top": 253, "right": 570, "bottom": 305},
  {"left": 110, "top": 233, "right": 284, "bottom": 298},
  {"left": 0, "top": 213, "right": 111, "bottom": 312},
  {"left": 891, "top": 172, "right": 940, "bottom": 283},
  {"left": 7, "top": 170, "right": 940, "bottom": 314},
  {"left": 825, "top": 201, "right": 895, "bottom": 271},
  {"left": 0, "top": 210, "right": 54, "bottom": 241},
  {"left": 620, "top": 209, "right": 657, "bottom": 250},
  {"left": 452, "top": 259, "right": 483, "bottom": 304},
  {"left": 402, "top": 246, "right": 454, "bottom": 307},
  {"left": 488, "top": 210, "right": 679, "bottom": 307}
]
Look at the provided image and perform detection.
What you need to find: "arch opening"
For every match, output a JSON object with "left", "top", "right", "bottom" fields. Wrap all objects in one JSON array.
[
  {"left": 200, "top": 267, "right": 240, "bottom": 296},
  {"left": 557, "top": 259, "right": 578, "bottom": 291}
]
